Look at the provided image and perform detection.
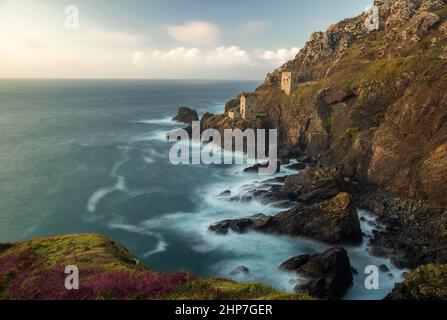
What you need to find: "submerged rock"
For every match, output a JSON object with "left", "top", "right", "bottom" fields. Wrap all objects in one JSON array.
[
  {"left": 209, "top": 192, "right": 362, "bottom": 245},
  {"left": 281, "top": 247, "right": 354, "bottom": 300}
]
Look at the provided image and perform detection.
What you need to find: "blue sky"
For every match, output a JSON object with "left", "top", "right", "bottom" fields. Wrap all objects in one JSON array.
[{"left": 0, "top": 0, "right": 372, "bottom": 79}]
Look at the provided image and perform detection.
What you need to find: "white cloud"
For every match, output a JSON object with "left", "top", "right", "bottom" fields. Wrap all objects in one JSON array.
[
  {"left": 132, "top": 46, "right": 250, "bottom": 68},
  {"left": 166, "top": 21, "right": 219, "bottom": 45},
  {"left": 206, "top": 46, "right": 250, "bottom": 67},
  {"left": 259, "top": 47, "right": 300, "bottom": 66}
]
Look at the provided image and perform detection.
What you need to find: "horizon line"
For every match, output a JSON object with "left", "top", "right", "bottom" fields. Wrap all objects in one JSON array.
[{"left": 0, "top": 77, "right": 263, "bottom": 82}]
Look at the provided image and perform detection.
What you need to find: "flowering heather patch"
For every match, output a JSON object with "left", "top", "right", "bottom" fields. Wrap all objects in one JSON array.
[
  {"left": 7, "top": 265, "right": 190, "bottom": 300},
  {"left": 0, "top": 234, "right": 310, "bottom": 300}
]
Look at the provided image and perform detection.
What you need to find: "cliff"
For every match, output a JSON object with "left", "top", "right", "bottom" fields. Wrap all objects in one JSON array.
[
  {"left": 0, "top": 234, "right": 311, "bottom": 300},
  {"left": 200, "top": 0, "right": 447, "bottom": 268},
  {"left": 254, "top": 0, "right": 447, "bottom": 207}
]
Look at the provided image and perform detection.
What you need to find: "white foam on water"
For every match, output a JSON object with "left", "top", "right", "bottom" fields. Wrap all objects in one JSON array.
[
  {"left": 135, "top": 117, "right": 179, "bottom": 126},
  {"left": 134, "top": 162, "right": 405, "bottom": 299},
  {"left": 108, "top": 221, "right": 169, "bottom": 258}
]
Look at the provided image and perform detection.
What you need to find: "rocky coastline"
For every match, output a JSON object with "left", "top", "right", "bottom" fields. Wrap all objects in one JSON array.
[{"left": 170, "top": 0, "right": 447, "bottom": 300}]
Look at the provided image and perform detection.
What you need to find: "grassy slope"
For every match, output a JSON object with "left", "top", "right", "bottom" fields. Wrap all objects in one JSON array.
[{"left": 0, "top": 234, "right": 312, "bottom": 300}]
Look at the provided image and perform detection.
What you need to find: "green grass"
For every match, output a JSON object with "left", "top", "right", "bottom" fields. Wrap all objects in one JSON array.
[{"left": 0, "top": 234, "right": 313, "bottom": 300}]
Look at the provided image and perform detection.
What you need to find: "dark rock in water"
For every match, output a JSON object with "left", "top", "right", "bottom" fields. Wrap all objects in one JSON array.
[
  {"left": 243, "top": 161, "right": 281, "bottom": 174},
  {"left": 379, "top": 264, "right": 390, "bottom": 272},
  {"left": 282, "top": 247, "right": 354, "bottom": 300},
  {"left": 281, "top": 255, "right": 311, "bottom": 271},
  {"left": 209, "top": 215, "right": 270, "bottom": 235},
  {"left": 219, "top": 190, "right": 232, "bottom": 197},
  {"left": 280, "top": 168, "right": 349, "bottom": 203},
  {"left": 287, "top": 163, "right": 307, "bottom": 171},
  {"left": 230, "top": 266, "right": 250, "bottom": 276},
  {"left": 209, "top": 192, "right": 362, "bottom": 245},
  {"left": 172, "top": 107, "right": 199, "bottom": 124}
]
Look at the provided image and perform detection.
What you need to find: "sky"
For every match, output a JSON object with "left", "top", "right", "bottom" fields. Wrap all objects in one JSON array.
[{"left": 0, "top": 0, "right": 372, "bottom": 80}]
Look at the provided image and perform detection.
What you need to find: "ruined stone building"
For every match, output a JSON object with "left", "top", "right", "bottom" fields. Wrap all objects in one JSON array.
[
  {"left": 281, "top": 71, "right": 299, "bottom": 95},
  {"left": 240, "top": 92, "right": 257, "bottom": 120}
]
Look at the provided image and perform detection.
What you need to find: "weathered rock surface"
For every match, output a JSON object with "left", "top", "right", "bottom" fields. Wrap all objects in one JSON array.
[
  {"left": 172, "top": 107, "right": 199, "bottom": 124},
  {"left": 210, "top": 193, "right": 362, "bottom": 245},
  {"left": 386, "top": 264, "right": 447, "bottom": 300},
  {"left": 280, "top": 167, "right": 349, "bottom": 203},
  {"left": 281, "top": 247, "right": 354, "bottom": 300},
  {"left": 357, "top": 192, "right": 447, "bottom": 268}
]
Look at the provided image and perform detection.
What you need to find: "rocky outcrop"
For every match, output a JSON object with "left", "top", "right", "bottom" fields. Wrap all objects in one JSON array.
[
  {"left": 210, "top": 192, "right": 362, "bottom": 245},
  {"left": 280, "top": 167, "right": 350, "bottom": 203},
  {"left": 281, "top": 247, "right": 354, "bottom": 300},
  {"left": 386, "top": 264, "right": 447, "bottom": 300},
  {"left": 172, "top": 107, "right": 199, "bottom": 124},
  {"left": 357, "top": 192, "right": 447, "bottom": 268}
]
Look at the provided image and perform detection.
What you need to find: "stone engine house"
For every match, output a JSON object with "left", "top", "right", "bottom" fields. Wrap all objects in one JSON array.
[
  {"left": 240, "top": 92, "right": 257, "bottom": 120},
  {"left": 281, "top": 71, "right": 299, "bottom": 95}
]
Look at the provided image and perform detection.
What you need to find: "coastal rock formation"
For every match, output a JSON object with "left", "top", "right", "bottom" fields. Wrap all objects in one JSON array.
[
  {"left": 210, "top": 192, "right": 362, "bottom": 245},
  {"left": 357, "top": 192, "right": 447, "bottom": 268},
  {"left": 172, "top": 107, "right": 199, "bottom": 124},
  {"left": 386, "top": 264, "right": 447, "bottom": 300},
  {"left": 280, "top": 167, "right": 350, "bottom": 203},
  {"left": 204, "top": 0, "right": 447, "bottom": 270},
  {"left": 281, "top": 247, "right": 354, "bottom": 300}
]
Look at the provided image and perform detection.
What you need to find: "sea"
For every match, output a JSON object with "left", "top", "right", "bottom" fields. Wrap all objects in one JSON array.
[{"left": 0, "top": 79, "right": 405, "bottom": 299}]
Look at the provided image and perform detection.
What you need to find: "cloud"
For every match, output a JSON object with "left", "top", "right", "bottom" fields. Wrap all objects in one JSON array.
[
  {"left": 166, "top": 21, "right": 219, "bottom": 45},
  {"left": 259, "top": 47, "right": 300, "bottom": 66},
  {"left": 240, "top": 21, "right": 267, "bottom": 35},
  {"left": 132, "top": 46, "right": 250, "bottom": 68}
]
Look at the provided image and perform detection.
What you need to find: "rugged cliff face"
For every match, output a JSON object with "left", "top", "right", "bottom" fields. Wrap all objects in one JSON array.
[{"left": 252, "top": 0, "right": 447, "bottom": 207}]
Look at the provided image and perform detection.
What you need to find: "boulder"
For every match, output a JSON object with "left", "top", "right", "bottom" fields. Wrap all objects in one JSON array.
[
  {"left": 260, "top": 193, "right": 362, "bottom": 244},
  {"left": 209, "top": 214, "right": 270, "bottom": 235},
  {"left": 172, "top": 107, "right": 199, "bottom": 124},
  {"left": 280, "top": 168, "right": 349, "bottom": 203},
  {"left": 281, "top": 255, "right": 311, "bottom": 271},
  {"left": 209, "top": 193, "right": 362, "bottom": 245},
  {"left": 281, "top": 247, "right": 354, "bottom": 300},
  {"left": 286, "top": 162, "right": 307, "bottom": 171}
]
